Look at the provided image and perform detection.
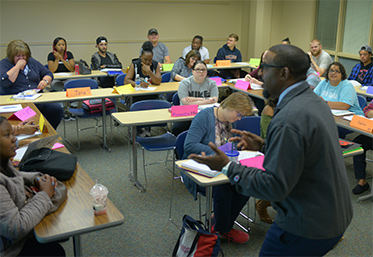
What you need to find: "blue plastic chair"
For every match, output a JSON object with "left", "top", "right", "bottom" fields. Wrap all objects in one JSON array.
[
  {"left": 63, "top": 79, "right": 115, "bottom": 150},
  {"left": 357, "top": 95, "right": 367, "bottom": 110},
  {"left": 130, "top": 100, "right": 176, "bottom": 190},
  {"left": 236, "top": 116, "right": 261, "bottom": 136},
  {"left": 115, "top": 73, "right": 127, "bottom": 86},
  {"left": 161, "top": 72, "right": 171, "bottom": 82},
  {"left": 172, "top": 92, "right": 180, "bottom": 106}
]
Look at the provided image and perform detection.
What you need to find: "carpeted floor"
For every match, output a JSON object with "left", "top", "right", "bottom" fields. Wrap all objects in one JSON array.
[{"left": 56, "top": 118, "right": 372, "bottom": 257}]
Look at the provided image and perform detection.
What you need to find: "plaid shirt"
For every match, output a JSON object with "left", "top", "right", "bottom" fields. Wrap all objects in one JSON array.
[
  {"left": 363, "top": 100, "right": 373, "bottom": 117},
  {"left": 348, "top": 61, "right": 373, "bottom": 87}
]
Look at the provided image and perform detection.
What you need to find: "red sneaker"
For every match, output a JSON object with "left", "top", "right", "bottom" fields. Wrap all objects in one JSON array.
[{"left": 220, "top": 228, "right": 249, "bottom": 244}]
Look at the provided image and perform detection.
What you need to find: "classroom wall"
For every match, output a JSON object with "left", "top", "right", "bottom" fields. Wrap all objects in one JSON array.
[{"left": 0, "top": 0, "right": 316, "bottom": 67}]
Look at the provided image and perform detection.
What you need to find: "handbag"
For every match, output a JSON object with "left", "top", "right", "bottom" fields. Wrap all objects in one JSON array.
[
  {"left": 172, "top": 215, "right": 222, "bottom": 257},
  {"left": 82, "top": 98, "right": 115, "bottom": 114},
  {"left": 77, "top": 59, "right": 92, "bottom": 75},
  {"left": 19, "top": 148, "right": 77, "bottom": 181}
]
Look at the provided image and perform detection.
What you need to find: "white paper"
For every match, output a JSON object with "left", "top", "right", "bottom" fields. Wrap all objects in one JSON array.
[
  {"left": 234, "top": 62, "right": 250, "bottom": 65},
  {"left": 250, "top": 83, "right": 263, "bottom": 90},
  {"left": 348, "top": 80, "right": 361, "bottom": 87},
  {"left": 198, "top": 103, "right": 220, "bottom": 110},
  {"left": 238, "top": 151, "right": 263, "bottom": 161},
  {"left": 0, "top": 104, "right": 23, "bottom": 113},
  {"left": 14, "top": 146, "right": 28, "bottom": 161},
  {"left": 331, "top": 109, "right": 355, "bottom": 116},
  {"left": 16, "top": 131, "right": 42, "bottom": 141},
  {"left": 140, "top": 86, "right": 157, "bottom": 91},
  {"left": 99, "top": 68, "right": 122, "bottom": 72},
  {"left": 53, "top": 72, "right": 74, "bottom": 76},
  {"left": 343, "top": 115, "right": 373, "bottom": 121},
  {"left": 181, "top": 160, "right": 221, "bottom": 177},
  {"left": 360, "top": 86, "right": 368, "bottom": 91},
  {"left": 11, "top": 94, "right": 41, "bottom": 100}
]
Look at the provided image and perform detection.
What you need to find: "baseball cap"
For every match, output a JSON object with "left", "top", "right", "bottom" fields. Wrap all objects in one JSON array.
[
  {"left": 148, "top": 28, "right": 158, "bottom": 35},
  {"left": 96, "top": 36, "right": 108, "bottom": 45},
  {"left": 359, "top": 45, "right": 372, "bottom": 54}
]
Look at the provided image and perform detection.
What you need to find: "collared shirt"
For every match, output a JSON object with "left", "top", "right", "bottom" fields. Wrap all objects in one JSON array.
[{"left": 277, "top": 81, "right": 304, "bottom": 106}]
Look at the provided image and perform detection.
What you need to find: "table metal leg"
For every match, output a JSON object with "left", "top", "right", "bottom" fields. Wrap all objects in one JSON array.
[
  {"left": 358, "top": 193, "right": 373, "bottom": 202},
  {"left": 73, "top": 235, "right": 82, "bottom": 257},
  {"left": 205, "top": 186, "right": 213, "bottom": 232},
  {"left": 101, "top": 98, "right": 111, "bottom": 152},
  {"left": 128, "top": 126, "right": 146, "bottom": 191}
]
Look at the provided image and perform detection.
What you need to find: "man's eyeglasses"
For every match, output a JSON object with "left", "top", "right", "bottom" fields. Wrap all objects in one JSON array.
[
  {"left": 259, "top": 63, "right": 284, "bottom": 71},
  {"left": 194, "top": 68, "right": 207, "bottom": 72},
  {"left": 329, "top": 69, "right": 341, "bottom": 74}
]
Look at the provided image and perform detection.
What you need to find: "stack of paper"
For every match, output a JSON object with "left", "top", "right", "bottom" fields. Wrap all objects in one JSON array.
[{"left": 180, "top": 160, "right": 221, "bottom": 178}]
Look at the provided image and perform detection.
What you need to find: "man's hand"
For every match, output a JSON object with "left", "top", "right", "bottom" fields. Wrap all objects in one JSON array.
[
  {"left": 188, "top": 142, "right": 230, "bottom": 171},
  {"left": 230, "top": 129, "right": 264, "bottom": 151}
]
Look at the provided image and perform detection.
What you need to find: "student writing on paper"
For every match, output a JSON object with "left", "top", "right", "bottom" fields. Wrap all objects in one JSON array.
[
  {"left": 351, "top": 100, "right": 373, "bottom": 194},
  {"left": 0, "top": 117, "right": 65, "bottom": 257},
  {"left": 182, "top": 92, "right": 253, "bottom": 244},
  {"left": 12, "top": 120, "right": 39, "bottom": 136},
  {"left": 189, "top": 45, "right": 353, "bottom": 256},
  {"left": 313, "top": 62, "right": 364, "bottom": 138},
  {"left": 0, "top": 40, "right": 63, "bottom": 129},
  {"left": 91, "top": 36, "right": 122, "bottom": 88},
  {"left": 348, "top": 44, "right": 373, "bottom": 88}
]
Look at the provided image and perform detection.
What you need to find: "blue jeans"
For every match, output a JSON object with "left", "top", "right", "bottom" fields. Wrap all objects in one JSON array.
[{"left": 260, "top": 222, "right": 343, "bottom": 256}]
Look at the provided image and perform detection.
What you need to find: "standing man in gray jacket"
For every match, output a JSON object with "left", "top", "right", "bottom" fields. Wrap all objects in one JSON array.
[
  {"left": 189, "top": 44, "right": 353, "bottom": 256},
  {"left": 91, "top": 36, "right": 122, "bottom": 88}
]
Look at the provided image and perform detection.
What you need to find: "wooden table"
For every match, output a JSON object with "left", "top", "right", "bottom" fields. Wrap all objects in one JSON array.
[
  {"left": 112, "top": 109, "right": 195, "bottom": 191},
  {"left": 209, "top": 61, "right": 257, "bottom": 71},
  {"left": 354, "top": 85, "right": 373, "bottom": 98},
  {"left": 1, "top": 103, "right": 124, "bottom": 257},
  {"left": 52, "top": 70, "right": 110, "bottom": 80},
  {"left": 0, "top": 88, "right": 121, "bottom": 151},
  {"left": 334, "top": 116, "right": 373, "bottom": 138}
]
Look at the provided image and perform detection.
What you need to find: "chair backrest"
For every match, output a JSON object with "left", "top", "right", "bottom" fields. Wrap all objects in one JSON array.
[
  {"left": 172, "top": 92, "right": 180, "bottom": 106},
  {"left": 130, "top": 100, "right": 172, "bottom": 128},
  {"left": 235, "top": 116, "right": 261, "bottom": 136},
  {"left": 116, "top": 73, "right": 127, "bottom": 86},
  {"left": 161, "top": 72, "right": 171, "bottom": 82},
  {"left": 64, "top": 79, "right": 99, "bottom": 90},
  {"left": 175, "top": 130, "right": 188, "bottom": 160},
  {"left": 357, "top": 95, "right": 367, "bottom": 110}
]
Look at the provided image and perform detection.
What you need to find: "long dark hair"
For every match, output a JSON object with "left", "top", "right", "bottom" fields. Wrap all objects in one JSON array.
[
  {"left": 53, "top": 37, "right": 68, "bottom": 60},
  {"left": 0, "top": 116, "right": 15, "bottom": 177}
]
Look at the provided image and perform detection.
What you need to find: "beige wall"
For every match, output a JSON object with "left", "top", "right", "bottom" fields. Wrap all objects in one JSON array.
[{"left": 0, "top": 0, "right": 316, "bottom": 67}]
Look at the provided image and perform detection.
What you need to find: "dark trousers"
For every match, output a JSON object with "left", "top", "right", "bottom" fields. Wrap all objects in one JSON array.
[
  {"left": 259, "top": 222, "right": 343, "bottom": 256},
  {"left": 197, "top": 183, "right": 249, "bottom": 234},
  {"left": 353, "top": 135, "right": 373, "bottom": 180},
  {"left": 36, "top": 103, "right": 63, "bottom": 130},
  {"left": 17, "top": 235, "right": 65, "bottom": 256}
]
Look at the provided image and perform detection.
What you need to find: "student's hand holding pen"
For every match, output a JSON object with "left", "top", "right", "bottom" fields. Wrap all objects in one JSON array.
[{"left": 12, "top": 121, "right": 39, "bottom": 135}]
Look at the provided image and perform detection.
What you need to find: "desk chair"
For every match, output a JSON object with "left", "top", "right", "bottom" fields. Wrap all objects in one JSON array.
[
  {"left": 115, "top": 73, "right": 128, "bottom": 111},
  {"left": 236, "top": 116, "right": 261, "bottom": 136},
  {"left": 358, "top": 95, "right": 368, "bottom": 109},
  {"left": 63, "top": 79, "right": 115, "bottom": 150},
  {"left": 161, "top": 72, "right": 171, "bottom": 82},
  {"left": 172, "top": 92, "right": 180, "bottom": 106},
  {"left": 130, "top": 100, "right": 176, "bottom": 190}
]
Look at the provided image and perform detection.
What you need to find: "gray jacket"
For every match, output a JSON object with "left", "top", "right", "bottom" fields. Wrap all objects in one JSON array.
[
  {"left": 226, "top": 81, "right": 353, "bottom": 239},
  {"left": 91, "top": 52, "right": 122, "bottom": 70},
  {"left": 0, "top": 161, "right": 52, "bottom": 256}
]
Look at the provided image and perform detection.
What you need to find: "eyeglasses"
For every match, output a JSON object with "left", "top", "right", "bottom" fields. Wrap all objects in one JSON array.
[
  {"left": 194, "top": 68, "right": 207, "bottom": 72},
  {"left": 259, "top": 63, "right": 284, "bottom": 71},
  {"left": 329, "top": 69, "right": 341, "bottom": 74}
]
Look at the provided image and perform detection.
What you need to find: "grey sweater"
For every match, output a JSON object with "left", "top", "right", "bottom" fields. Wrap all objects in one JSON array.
[
  {"left": 226, "top": 81, "right": 353, "bottom": 239},
  {"left": 0, "top": 161, "right": 53, "bottom": 256}
]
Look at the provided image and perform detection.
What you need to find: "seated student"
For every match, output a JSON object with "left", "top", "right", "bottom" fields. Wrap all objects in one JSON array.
[
  {"left": 170, "top": 50, "right": 200, "bottom": 82},
  {"left": 215, "top": 33, "right": 246, "bottom": 79},
  {"left": 281, "top": 37, "right": 291, "bottom": 45},
  {"left": 182, "top": 35, "right": 210, "bottom": 64},
  {"left": 172, "top": 61, "right": 218, "bottom": 136},
  {"left": 182, "top": 92, "right": 252, "bottom": 244},
  {"left": 124, "top": 41, "right": 162, "bottom": 137},
  {"left": 91, "top": 36, "right": 122, "bottom": 88},
  {"left": 352, "top": 100, "right": 373, "bottom": 194},
  {"left": 314, "top": 62, "right": 364, "bottom": 116},
  {"left": 348, "top": 44, "right": 373, "bottom": 87},
  {"left": 0, "top": 116, "right": 65, "bottom": 257},
  {"left": 313, "top": 62, "right": 364, "bottom": 138},
  {"left": 47, "top": 37, "right": 75, "bottom": 92},
  {"left": 0, "top": 40, "right": 63, "bottom": 129},
  {"left": 308, "top": 39, "right": 333, "bottom": 77},
  {"left": 145, "top": 28, "right": 171, "bottom": 66},
  {"left": 245, "top": 51, "right": 265, "bottom": 114}
]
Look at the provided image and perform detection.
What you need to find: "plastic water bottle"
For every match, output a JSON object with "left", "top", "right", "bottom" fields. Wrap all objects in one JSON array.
[{"left": 135, "top": 74, "right": 141, "bottom": 91}]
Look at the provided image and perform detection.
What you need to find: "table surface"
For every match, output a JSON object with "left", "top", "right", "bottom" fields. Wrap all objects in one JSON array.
[
  {"left": 334, "top": 115, "right": 373, "bottom": 138},
  {"left": 354, "top": 85, "right": 373, "bottom": 98},
  {"left": 1, "top": 103, "right": 124, "bottom": 243}
]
